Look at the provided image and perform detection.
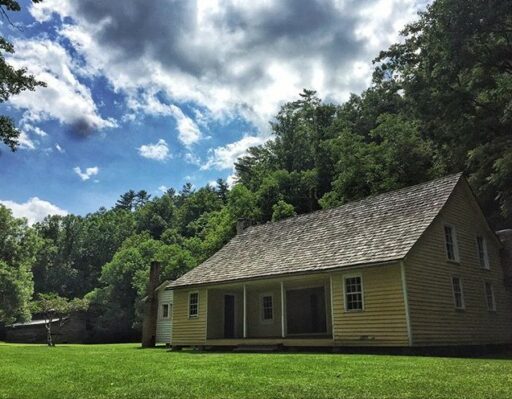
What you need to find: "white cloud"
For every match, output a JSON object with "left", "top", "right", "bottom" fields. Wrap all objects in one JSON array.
[
  {"left": 73, "top": 166, "right": 99, "bottom": 181},
  {"left": 0, "top": 197, "right": 68, "bottom": 225},
  {"left": 183, "top": 152, "right": 202, "bottom": 166},
  {"left": 55, "top": 143, "right": 65, "bottom": 153},
  {"left": 158, "top": 185, "right": 168, "bottom": 193},
  {"left": 226, "top": 174, "right": 238, "bottom": 187},
  {"left": 138, "top": 139, "right": 170, "bottom": 161},
  {"left": 28, "top": 0, "right": 426, "bottom": 135},
  {"left": 169, "top": 105, "right": 202, "bottom": 146},
  {"left": 6, "top": 38, "right": 116, "bottom": 133},
  {"left": 17, "top": 132, "right": 36, "bottom": 150},
  {"left": 23, "top": 123, "right": 47, "bottom": 137},
  {"left": 16, "top": 122, "right": 48, "bottom": 150},
  {"left": 202, "top": 135, "right": 268, "bottom": 171}
]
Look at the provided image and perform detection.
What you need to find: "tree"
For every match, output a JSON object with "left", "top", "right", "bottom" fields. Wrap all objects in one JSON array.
[
  {"left": 89, "top": 233, "right": 197, "bottom": 334},
  {"left": 227, "top": 184, "right": 260, "bottom": 222},
  {"left": 134, "top": 191, "right": 151, "bottom": 208},
  {"left": 115, "top": 190, "right": 137, "bottom": 211},
  {"left": 31, "top": 293, "right": 89, "bottom": 347},
  {"left": 135, "top": 194, "right": 176, "bottom": 239},
  {"left": 0, "top": 205, "right": 40, "bottom": 324},
  {"left": 374, "top": 0, "right": 512, "bottom": 227},
  {"left": 271, "top": 200, "right": 296, "bottom": 222},
  {"left": 31, "top": 209, "right": 136, "bottom": 299},
  {"left": 0, "top": 0, "right": 46, "bottom": 151},
  {"left": 216, "top": 178, "right": 229, "bottom": 204}
]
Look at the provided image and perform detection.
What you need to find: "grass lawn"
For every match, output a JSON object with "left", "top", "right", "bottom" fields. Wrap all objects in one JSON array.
[{"left": 1, "top": 343, "right": 512, "bottom": 399}]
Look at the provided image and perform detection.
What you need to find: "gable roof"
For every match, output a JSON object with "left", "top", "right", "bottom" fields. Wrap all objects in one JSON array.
[{"left": 171, "top": 173, "right": 463, "bottom": 288}]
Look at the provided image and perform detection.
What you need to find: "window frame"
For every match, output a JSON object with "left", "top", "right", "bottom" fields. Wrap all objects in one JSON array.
[
  {"left": 343, "top": 273, "right": 365, "bottom": 312},
  {"left": 476, "top": 235, "right": 490, "bottom": 270},
  {"left": 444, "top": 224, "right": 460, "bottom": 263},
  {"left": 259, "top": 293, "right": 274, "bottom": 323},
  {"left": 188, "top": 291, "right": 199, "bottom": 319},
  {"left": 484, "top": 281, "right": 496, "bottom": 312},
  {"left": 161, "top": 303, "right": 170, "bottom": 320},
  {"left": 451, "top": 276, "right": 465, "bottom": 310}
]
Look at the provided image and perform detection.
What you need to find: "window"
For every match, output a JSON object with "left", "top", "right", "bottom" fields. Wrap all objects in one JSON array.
[
  {"left": 188, "top": 292, "right": 199, "bottom": 318},
  {"left": 344, "top": 276, "right": 364, "bottom": 311},
  {"left": 476, "top": 236, "right": 490, "bottom": 269},
  {"left": 261, "top": 295, "right": 273, "bottom": 321},
  {"left": 161, "top": 303, "right": 170, "bottom": 319},
  {"left": 444, "top": 225, "right": 460, "bottom": 262},
  {"left": 484, "top": 282, "right": 496, "bottom": 311},
  {"left": 452, "top": 277, "right": 465, "bottom": 309}
]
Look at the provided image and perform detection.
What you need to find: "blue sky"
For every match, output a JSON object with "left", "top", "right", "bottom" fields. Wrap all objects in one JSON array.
[{"left": 0, "top": 0, "right": 429, "bottom": 223}]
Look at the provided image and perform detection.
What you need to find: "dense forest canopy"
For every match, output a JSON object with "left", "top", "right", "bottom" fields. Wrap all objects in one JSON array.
[{"left": 1, "top": 0, "right": 511, "bottom": 338}]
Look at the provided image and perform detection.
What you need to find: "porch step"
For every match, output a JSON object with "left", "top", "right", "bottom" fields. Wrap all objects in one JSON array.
[{"left": 233, "top": 344, "right": 283, "bottom": 353}]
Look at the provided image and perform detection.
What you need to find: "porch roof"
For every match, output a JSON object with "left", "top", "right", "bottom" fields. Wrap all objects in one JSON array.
[{"left": 171, "top": 173, "right": 462, "bottom": 288}]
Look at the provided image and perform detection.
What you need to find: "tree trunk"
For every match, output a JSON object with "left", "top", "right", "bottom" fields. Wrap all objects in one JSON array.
[{"left": 45, "top": 317, "right": 54, "bottom": 347}]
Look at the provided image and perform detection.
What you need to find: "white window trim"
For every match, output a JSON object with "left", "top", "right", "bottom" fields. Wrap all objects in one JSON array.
[
  {"left": 259, "top": 293, "right": 274, "bottom": 324},
  {"left": 161, "top": 303, "right": 171, "bottom": 320},
  {"left": 444, "top": 224, "right": 460, "bottom": 263},
  {"left": 484, "top": 281, "right": 496, "bottom": 312},
  {"left": 188, "top": 291, "right": 199, "bottom": 319},
  {"left": 451, "top": 276, "right": 465, "bottom": 310},
  {"left": 476, "top": 235, "right": 490, "bottom": 270},
  {"left": 343, "top": 273, "right": 365, "bottom": 312}
]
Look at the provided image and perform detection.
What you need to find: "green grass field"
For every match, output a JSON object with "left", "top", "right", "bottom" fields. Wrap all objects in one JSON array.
[{"left": 1, "top": 343, "right": 511, "bottom": 399}]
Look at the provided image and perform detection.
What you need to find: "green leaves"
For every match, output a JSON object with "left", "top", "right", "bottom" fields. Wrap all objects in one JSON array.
[
  {"left": 0, "top": 205, "right": 39, "bottom": 324},
  {"left": 373, "top": 0, "right": 512, "bottom": 227},
  {"left": 31, "top": 293, "right": 89, "bottom": 317},
  {"left": 0, "top": 1, "right": 46, "bottom": 150},
  {"left": 271, "top": 201, "right": 296, "bottom": 222}
]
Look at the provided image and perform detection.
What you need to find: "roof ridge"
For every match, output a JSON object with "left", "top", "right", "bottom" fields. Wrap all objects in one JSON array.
[{"left": 243, "top": 172, "right": 463, "bottom": 233}]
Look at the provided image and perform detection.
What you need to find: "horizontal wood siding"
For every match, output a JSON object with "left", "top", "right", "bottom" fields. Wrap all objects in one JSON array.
[
  {"left": 171, "top": 288, "right": 207, "bottom": 346},
  {"left": 406, "top": 182, "right": 512, "bottom": 345},
  {"left": 331, "top": 263, "right": 409, "bottom": 346},
  {"left": 155, "top": 289, "right": 173, "bottom": 344}
]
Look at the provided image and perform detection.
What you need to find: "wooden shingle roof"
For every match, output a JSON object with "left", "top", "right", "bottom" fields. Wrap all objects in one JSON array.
[{"left": 171, "top": 173, "right": 462, "bottom": 288}]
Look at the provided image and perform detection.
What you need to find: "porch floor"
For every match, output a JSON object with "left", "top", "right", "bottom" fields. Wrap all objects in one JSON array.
[{"left": 205, "top": 337, "right": 334, "bottom": 347}]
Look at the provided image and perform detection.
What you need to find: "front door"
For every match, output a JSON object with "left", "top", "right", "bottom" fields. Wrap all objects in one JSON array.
[{"left": 223, "top": 294, "right": 235, "bottom": 338}]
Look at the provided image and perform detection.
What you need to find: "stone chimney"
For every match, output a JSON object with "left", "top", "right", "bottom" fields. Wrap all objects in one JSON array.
[
  {"left": 496, "top": 229, "right": 512, "bottom": 291},
  {"left": 236, "top": 218, "right": 250, "bottom": 234},
  {"left": 141, "top": 261, "right": 160, "bottom": 348}
]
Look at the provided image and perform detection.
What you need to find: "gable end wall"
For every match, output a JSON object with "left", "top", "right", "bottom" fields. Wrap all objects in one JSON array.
[{"left": 405, "top": 182, "right": 512, "bottom": 345}]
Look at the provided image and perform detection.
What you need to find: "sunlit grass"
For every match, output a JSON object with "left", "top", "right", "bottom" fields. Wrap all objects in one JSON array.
[{"left": 1, "top": 342, "right": 511, "bottom": 399}]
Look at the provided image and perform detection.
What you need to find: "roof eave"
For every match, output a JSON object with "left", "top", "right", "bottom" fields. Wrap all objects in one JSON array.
[{"left": 170, "top": 257, "right": 403, "bottom": 290}]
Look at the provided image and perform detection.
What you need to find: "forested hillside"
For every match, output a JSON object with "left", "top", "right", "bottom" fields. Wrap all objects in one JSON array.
[{"left": 1, "top": 0, "right": 511, "bottom": 338}]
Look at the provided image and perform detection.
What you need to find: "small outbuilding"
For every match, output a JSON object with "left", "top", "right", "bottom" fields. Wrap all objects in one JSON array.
[{"left": 4, "top": 312, "right": 89, "bottom": 344}]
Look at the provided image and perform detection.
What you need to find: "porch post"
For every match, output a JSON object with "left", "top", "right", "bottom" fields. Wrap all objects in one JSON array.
[
  {"left": 280, "top": 281, "right": 285, "bottom": 338},
  {"left": 329, "top": 274, "right": 335, "bottom": 338},
  {"left": 243, "top": 283, "right": 247, "bottom": 338}
]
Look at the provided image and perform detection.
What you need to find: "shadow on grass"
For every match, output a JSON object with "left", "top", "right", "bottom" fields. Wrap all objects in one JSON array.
[{"left": 155, "top": 343, "right": 512, "bottom": 360}]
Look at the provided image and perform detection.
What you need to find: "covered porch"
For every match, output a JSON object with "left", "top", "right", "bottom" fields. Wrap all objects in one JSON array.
[{"left": 205, "top": 274, "right": 333, "bottom": 346}]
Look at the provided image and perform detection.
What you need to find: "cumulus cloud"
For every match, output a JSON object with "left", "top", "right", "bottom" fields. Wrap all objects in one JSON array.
[
  {"left": 29, "top": 0, "right": 426, "bottom": 133},
  {"left": 55, "top": 143, "right": 65, "bottom": 153},
  {"left": 6, "top": 38, "right": 116, "bottom": 136},
  {"left": 138, "top": 139, "right": 170, "bottom": 161},
  {"left": 73, "top": 166, "right": 99, "bottom": 181},
  {"left": 0, "top": 197, "right": 68, "bottom": 225},
  {"left": 202, "top": 135, "right": 268, "bottom": 171}
]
